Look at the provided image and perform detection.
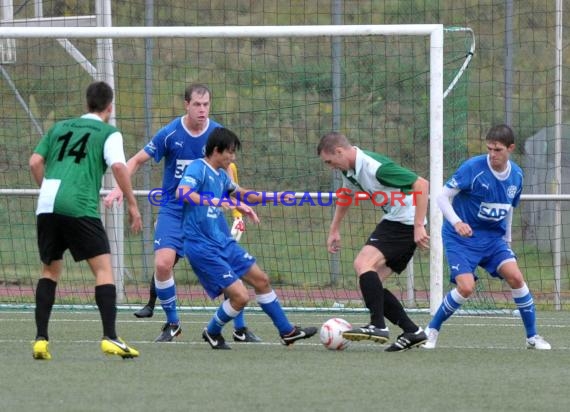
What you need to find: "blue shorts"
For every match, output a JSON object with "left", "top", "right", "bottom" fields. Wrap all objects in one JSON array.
[
  {"left": 184, "top": 239, "right": 256, "bottom": 299},
  {"left": 154, "top": 208, "right": 184, "bottom": 257},
  {"left": 444, "top": 234, "right": 516, "bottom": 283}
]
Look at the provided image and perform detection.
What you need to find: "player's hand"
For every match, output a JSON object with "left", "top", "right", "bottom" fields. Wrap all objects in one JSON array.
[
  {"left": 230, "top": 217, "right": 246, "bottom": 242},
  {"left": 454, "top": 221, "right": 473, "bottom": 237},
  {"left": 104, "top": 187, "right": 123, "bottom": 208},
  {"left": 277, "top": 191, "right": 295, "bottom": 204},
  {"left": 237, "top": 204, "right": 260, "bottom": 224},
  {"left": 327, "top": 231, "right": 341, "bottom": 254},
  {"left": 414, "top": 225, "right": 430, "bottom": 250},
  {"left": 127, "top": 204, "right": 142, "bottom": 234}
]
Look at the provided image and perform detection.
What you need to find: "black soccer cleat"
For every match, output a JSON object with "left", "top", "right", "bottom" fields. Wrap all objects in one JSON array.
[
  {"left": 134, "top": 305, "right": 154, "bottom": 318},
  {"left": 280, "top": 326, "right": 318, "bottom": 346},
  {"left": 233, "top": 327, "right": 262, "bottom": 343},
  {"left": 385, "top": 328, "right": 427, "bottom": 352},
  {"left": 342, "top": 324, "right": 390, "bottom": 344},
  {"left": 154, "top": 322, "right": 182, "bottom": 342},
  {"left": 202, "top": 328, "right": 231, "bottom": 350}
]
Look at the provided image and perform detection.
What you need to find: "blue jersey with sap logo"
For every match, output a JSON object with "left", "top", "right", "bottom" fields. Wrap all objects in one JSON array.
[
  {"left": 180, "top": 158, "right": 238, "bottom": 247},
  {"left": 143, "top": 117, "right": 221, "bottom": 212},
  {"left": 443, "top": 154, "right": 523, "bottom": 239}
]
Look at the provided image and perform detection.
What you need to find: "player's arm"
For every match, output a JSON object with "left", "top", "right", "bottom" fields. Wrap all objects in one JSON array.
[
  {"left": 503, "top": 207, "right": 514, "bottom": 243},
  {"left": 327, "top": 199, "right": 351, "bottom": 254},
  {"left": 29, "top": 153, "right": 45, "bottom": 186},
  {"left": 411, "top": 176, "right": 430, "bottom": 249},
  {"left": 104, "top": 148, "right": 151, "bottom": 207},
  {"left": 105, "top": 132, "right": 142, "bottom": 233},
  {"left": 436, "top": 185, "right": 472, "bottom": 237}
]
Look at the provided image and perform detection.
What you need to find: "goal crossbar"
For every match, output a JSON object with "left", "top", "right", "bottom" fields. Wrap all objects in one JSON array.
[{"left": 0, "top": 24, "right": 443, "bottom": 38}]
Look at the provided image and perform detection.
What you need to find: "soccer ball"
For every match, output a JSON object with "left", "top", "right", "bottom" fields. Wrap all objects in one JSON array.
[{"left": 319, "top": 318, "right": 352, "bottom": 351}]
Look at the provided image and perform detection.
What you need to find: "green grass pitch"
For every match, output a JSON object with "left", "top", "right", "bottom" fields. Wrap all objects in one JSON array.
[{"left": 1, "top": 310, "right": 569, "bottom": 412}]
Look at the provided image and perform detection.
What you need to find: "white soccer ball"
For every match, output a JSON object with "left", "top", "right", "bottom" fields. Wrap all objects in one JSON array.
[{"left": 319, "top": 317, "right": 352, "bottom": 351}]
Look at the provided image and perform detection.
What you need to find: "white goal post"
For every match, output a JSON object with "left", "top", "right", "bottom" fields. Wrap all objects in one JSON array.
[{"left": 0, "top": 24, "right": 445, "bottom": 313}]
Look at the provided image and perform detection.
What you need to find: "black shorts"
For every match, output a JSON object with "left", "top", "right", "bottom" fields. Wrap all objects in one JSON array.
[
  {"left": 365, "top": 219, "right": 417, "bottom": 274},
  {"left": 37, "top": 213, "right": 111, "bottom": 264}
]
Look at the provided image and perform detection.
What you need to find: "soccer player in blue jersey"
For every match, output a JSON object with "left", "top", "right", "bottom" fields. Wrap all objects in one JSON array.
[
  {"left": 423, "top": 124, "right": 551, "bottom": 350},
  {"left": 105, "top": 83, "right": 260, "bottom": 343},
  {"left": 177, "top": 127, "right": 318, "bottom": 349},
  {"left": 318, "top": 132, "right": 429, "bottom": 352}
]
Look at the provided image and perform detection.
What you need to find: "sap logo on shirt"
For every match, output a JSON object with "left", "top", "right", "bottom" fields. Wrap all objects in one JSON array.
[{"left": 478, "top": 202, "right": 510, "bottom": 221}]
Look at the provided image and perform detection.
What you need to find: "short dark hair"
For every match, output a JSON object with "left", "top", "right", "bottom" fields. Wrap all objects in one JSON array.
[
  {"left": 86, "top": 81, "right": 113, "bottom": 113},
  {"left": 205, "top": 127, "right": 241, "bottom": 157},
  {"left": 184, "top": 83, "right": 211, "bottom": 102},
  {"left": 486, "top": 124, "right": 515, "bottom": 147},
  {"left": 317, "top": 132, "right": 351, "bottom": 155}
]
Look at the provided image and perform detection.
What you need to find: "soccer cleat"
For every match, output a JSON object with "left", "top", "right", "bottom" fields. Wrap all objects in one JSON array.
[
  {"left": 154, "top": 322, "right": 182, "bottom": 342},
  {"left": 233, "top": 327, "right": 262, "bottom": 343},
  {"left": 202, "top": 328, "right": 231, "bottom": 350},
  {"left": 421, "top": 326, "right": 439, "bottom": 349},
  {"left": 280, "top": 326, "right": 318, "bottom": 346},
  {"left": 385, "top": 328, "right": 428, "bottom": 352},
  {"left": 342, "top": 324, "right": 390, "bottom": 344},
  {"left": 32, "top": 339, "right": 52, "bottom": 360},
  {"left": 526, "top": 335, "right": 551, "bottom": 350},
  {"left": 101, "top": 337, "right": 139, "bottom": 359},
  {"left": 133, "top": 305, "right": 154, "bottom": 318}
]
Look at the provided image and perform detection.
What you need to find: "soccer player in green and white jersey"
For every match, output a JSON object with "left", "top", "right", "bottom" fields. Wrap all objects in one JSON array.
[
  {"left": 29, "top": 81, "right": 142, "bottom": 360},
  {"left": 317, "top": 132, "right": 429, "bottom": 352}
]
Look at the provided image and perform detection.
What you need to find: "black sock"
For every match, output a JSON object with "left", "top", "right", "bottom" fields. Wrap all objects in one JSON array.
[
  {"left": 147, "top": 274, "right": 157, "bottom": 308},
  {"left": 35, "top": 278, "right": 57, "bottom": 340},
  {"left": 359, "top": 271, "right": 386, "bottom": 329},
  {"left": 383, "top": 289, "right": 418, "bottom": 333},
  {"left": 95, "top": 284, "right": 117, "bottom": 339}
]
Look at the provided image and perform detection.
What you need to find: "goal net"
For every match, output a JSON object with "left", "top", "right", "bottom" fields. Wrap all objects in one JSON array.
[{"left": 0, "top": 24, "right": 493, "bottom": 314}]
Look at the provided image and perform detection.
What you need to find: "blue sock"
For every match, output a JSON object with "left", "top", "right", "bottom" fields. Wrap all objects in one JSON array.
[
  {"left": 512, "top": 283, "right": 536, "bottom": 338},
  {"left": 155, "top": 277, "right": 179, "bottom": 324},
  {"left": 233, "top": 310, "right": 247, "bottom": 329},
  {"left": 207, "top": 300, "right": 240, "bottom": 335},
  {"left": 257, "top": 290, "right": 293, "bottom": 336},
  {"left": 428, "top": 289, "right": 467, "bottom": 330}
]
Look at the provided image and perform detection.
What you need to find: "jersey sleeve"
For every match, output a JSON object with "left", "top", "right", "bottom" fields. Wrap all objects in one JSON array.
[
  {"left": 511, "top": 167, "right": 524, "bottom": 208},
  {"left": 179, "top": 160, "right": 203, "bottom": 190},
  {"left": 33, "top": 127, "right": 54, "bottom": 158},
  {"left": 375, "top": 161, "right": 418, "bottom": 192},
  {"left": 143, "top": 126, "right": 169, "bottom": 163},
  {"left": 103, "top": 131, "right": 127, "bottom": 167},
  {"left": 445, "top": 160, "right": 472, "bottom": 191}
]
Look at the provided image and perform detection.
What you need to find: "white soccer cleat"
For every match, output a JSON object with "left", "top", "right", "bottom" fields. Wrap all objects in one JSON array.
[
  {"left": 526, "top": 335, "right": 551, "bottom": 350},
  {"left": 421, "top": 326, "right": 439, "bottom": 349}
]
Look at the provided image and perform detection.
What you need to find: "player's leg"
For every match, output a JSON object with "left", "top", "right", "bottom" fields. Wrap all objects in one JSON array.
[
  {"left": 67, "top": 216, "right": 138, "bottom": 358},
  {"left": 423, "top": 238, "right": 480, "bottom": 349},
  {"left": 153, "top": 248, "right": 182, "bottom": 342},
  {"left": 86, "top": 253, "right": 139, "bottom": 358},
  {"left": 33, "top": 214, "right": 65, "bottom": 360},
  {"left": 230, "top": 293, "right": 262, "bottom": 343},
  {"left": 341, "top": 244, "right": 390, "bottom": 343},
  {"left": 369, "top": 226, "right": 426, "bottom": 351},
  {"left": 152, "top": 213, "right": 184, "bottom": 341},
  {"left": 497, "top": 260, "right": 551, "bottom": 350},
  {"left": 202, "top": 281, "right": 249, "bottom": 350},
  {"left": 241, "top": 263, "right": 317, "bottom": 345},
  {"left": 133, "top": 272, "right": 157, "bottom": 318},
  {"left": 423, "top": 273, "right": 473, "bottom": 349},
  {"left": 33, "top": 260, "right": 61, "bottom": 360}
]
